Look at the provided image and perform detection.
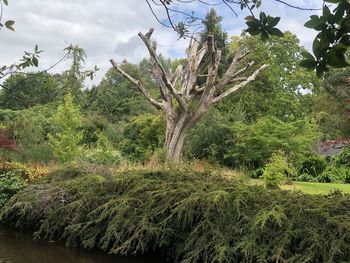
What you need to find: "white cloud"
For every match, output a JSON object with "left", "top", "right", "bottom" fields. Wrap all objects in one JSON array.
[{"left": 0, "top": 0, "right": 321, "bottom": 85}]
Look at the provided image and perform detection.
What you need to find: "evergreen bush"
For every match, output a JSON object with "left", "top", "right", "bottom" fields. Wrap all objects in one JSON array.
[{"left": 2, "top": 166, "right": 350, "bottom": 262}]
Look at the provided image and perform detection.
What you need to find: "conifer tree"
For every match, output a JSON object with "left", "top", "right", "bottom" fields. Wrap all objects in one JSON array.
[{"left": 48, "top": 93, "right": 83, "bottom": 163}]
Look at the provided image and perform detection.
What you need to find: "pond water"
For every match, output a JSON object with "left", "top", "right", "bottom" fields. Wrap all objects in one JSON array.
[{"left": 0, "top": 225, "right": 162, "bottom": 263}]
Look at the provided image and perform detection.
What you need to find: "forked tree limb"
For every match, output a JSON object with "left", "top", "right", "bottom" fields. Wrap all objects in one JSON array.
[
  {"left": 171, "top": 64, "right": 183, "bottom": 87},
  {"left": 217, "top": 50, "right": 250, "bottom": 90},
  {"left": 138, "top": 29, "right": 188, "bottom": 112},
  {"left": 231, "top": 61, "right": 255, "bottom": 79},
  {"left": 212, "top": 64, "right": 269, "bottom": 104},
  {"left": 109, "top": 28, "right": 270, "bottom": 162},
  {"left": 110, "top": 59, "right": 163, "bottom": 110}
]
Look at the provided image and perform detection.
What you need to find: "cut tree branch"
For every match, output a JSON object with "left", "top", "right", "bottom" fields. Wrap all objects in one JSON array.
[
  {"left": 217, "top": 50, "right": 249, "bottom": 90},
  {"left": 138, "top": 28, "right": 188, "bottom": 111},
  {"left": 110, "top": 59, "right": 163, "bottom": 110},
  {"left": 212, "top": 64, "right": 269, "bottom": 104}
]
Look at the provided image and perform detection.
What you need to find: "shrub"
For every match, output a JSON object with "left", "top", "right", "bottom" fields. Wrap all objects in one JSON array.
[
  {"left": 316, "top": 172, "right": 332, "bottom": 183},
  {"left": 0, "top": 170, "right": 25, "bottom": 208},
  {"left": 294, "top": 173, "right": 318, "bottom": 182},
  {"left": 81, "top": 134, "right": 123, "bottom": 165},
  {"left": 297, "top": 155, "right": 327, "bottom": 178},
  {"left": 261, "top": 151, "right": 292, "bottom": 189},
  {"left": 121, "top": 114, "right": 164, "bottom": 162},
  {"left": 334, "top": 147, "right": 350, "bottom": 167},
  {"left": 81, "top": 114, "right": 109, "bottom": 146},
  {"left": 321, "top": 166, "right": 350, "bottom": 184},
  {"left": 224, "top": 116, "right": 321, "bottom": 170},
  {"left": 48, "top": 94, "right": 83, "bottom": 163},
  {"left": 0, "top": 161, "right": 46, "bottom": 208},
  {"left": 249, "top": 168, "right": 264, "bottom": 179},
  {"left": 18, "top": 143, "right": 55, "bottom": 164},
  {"left": 3, "top": 167, "right": 350, "bottom": 262},
  {"left": 0, "top": 162, "right": 48, "bottom": 183}
]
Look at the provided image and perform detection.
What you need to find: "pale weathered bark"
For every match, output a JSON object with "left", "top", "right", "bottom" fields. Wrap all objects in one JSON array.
[{"left": 110, "top": 28, "right": 268, "bottom": 163}]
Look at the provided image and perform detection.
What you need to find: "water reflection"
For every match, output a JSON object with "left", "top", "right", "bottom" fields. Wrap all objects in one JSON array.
[{"left": 0, "top": 225, "right": 161, "bottom": 263}]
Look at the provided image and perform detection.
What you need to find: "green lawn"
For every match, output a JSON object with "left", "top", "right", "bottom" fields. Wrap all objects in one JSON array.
[
  {"left": 281, "top": 181, "right": 350, "bottom": 195},
  {"left": 248, "top": 178, "right": 350, "bottom": 195}
]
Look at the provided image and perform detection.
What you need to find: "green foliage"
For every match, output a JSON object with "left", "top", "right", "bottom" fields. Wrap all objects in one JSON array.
[
  {"left": 335, "top": 147, "right": 350, "bottom": 167},
  {"left": 81, "top": 133, "right": 123, "bottom": 165},
  {"left": 225, "top": 32, "right": 320, "bottom": 122},
  {"left": 0, "top": 161, "right": 47, "bottom": 208},
  {"left": 4, "top": 166, "right": 350, "bottom": 262},
  {"left": 261, "top": 151, "right": 292, "bottom": 189},
  {"left": 188, "top": 112, "right": 320, "bottom": 170},
  {"left": 199, "top": 9, "right": 230, "bottom": 78},
  {"left": 321, "top": 166, "right": 350, "bottom": 184},
  {"left": 0, "top": 170, "right": 25, "bottom": 208},
  {"left": 294, "top": 173, "right": 318, "bottom": 183},
  {"left": 314, "top": 66, "right": 350, "bottom": 138},
  {"left": 81, "top": 113, "right": 109, "bottom": 145},
  {"left": 245, "top": 12, "right": 283, "bottom": 40},
  {"left": 294, "top": 152, "right": 350, "bottom": 183},
  {"left": 48, "top": 94, "right": 83, "bottom": 163},
  {"left": 297, "top": 155, "right": 328, "bottom": 178},
  {"left": 90, "top": 62, "right": 155, "bottom": 123},
  {"left": 302, "top": 1, "right": 350, "bottom": 76},
  {"left": 0, "top": 73, "right": 59, "bottom": 110},
  {"left": 17, "top": 143, "right": 55, "bottom": 164},
  {"left": 186, "top": 107, "right": 245, "bottom": 164},
  {"left": 121, "top": 114, "right": 165, "bottom": 163},
  {"left": 0, "top": 104, "right": 57, "bottom": 164},
  {"left": 225, "top": 116, "right": 321, "bottom": 169},
  {"left": 6, "top": 104, "right": 55, "bottom": 146},
  {"left": 249, "top": 167, "right": 264, "bottom": 179}
]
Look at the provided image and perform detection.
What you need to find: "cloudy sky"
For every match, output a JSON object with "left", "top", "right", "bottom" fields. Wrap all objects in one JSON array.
[{"left": 0, "top": 0, "right": 322, "bottom": 85}]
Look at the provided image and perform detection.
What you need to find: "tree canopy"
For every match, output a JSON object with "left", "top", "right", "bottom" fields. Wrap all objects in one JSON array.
[{"left": 147, "top": 0, "right": 350, "bottom": 75}]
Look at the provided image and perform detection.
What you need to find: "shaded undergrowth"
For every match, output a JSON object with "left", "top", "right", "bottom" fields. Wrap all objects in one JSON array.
[{"left": 2, "top": 165, "right": 350, "bottom": 262}]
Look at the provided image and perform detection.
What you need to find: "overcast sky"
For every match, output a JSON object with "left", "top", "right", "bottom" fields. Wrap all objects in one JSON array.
[{"left": 0, "top": 0, "right": 322, "bottom": 86}]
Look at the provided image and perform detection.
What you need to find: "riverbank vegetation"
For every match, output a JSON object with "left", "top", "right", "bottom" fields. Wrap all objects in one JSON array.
[{"left": 2, "top": 165, "right": 350, "bottom": 262}]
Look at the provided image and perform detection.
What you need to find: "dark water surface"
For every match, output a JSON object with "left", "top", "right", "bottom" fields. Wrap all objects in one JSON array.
[{"left": 0, "top": 225, "right": 162, "bottom": 263}]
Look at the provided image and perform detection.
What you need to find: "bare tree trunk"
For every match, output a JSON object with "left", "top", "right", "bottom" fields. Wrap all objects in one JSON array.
[
  {"left": 165, "top": 115, "right": 190, "bottom": 162},
  {"left": 110, "top": 28, "right": 268, "bottom": 164}
]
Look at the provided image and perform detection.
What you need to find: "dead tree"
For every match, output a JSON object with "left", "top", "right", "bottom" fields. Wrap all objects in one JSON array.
[{"left": 110, "top": 28, "right": 268, "bottom": 163}]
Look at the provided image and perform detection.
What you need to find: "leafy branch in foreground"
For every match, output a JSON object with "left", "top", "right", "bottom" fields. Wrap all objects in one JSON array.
[
  {"left": 147, "top": 0, "right": 350, "bottom": 75},
  {"left": 0, "top": 0, "right": 14, "bottom": 31},
  {"left": 301, "top": 0, "right": 350, "bottom": 76},
  {"left": 0, "top": 44, "right": 99, "bottom": 104}
]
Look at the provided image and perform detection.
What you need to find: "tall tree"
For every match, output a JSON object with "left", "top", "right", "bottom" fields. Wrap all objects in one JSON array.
[
  {"left": 222, "top": 32, "right": 321, "bottom": 122},
  {"left": 110, "top": 28, "right": 268, "bottom": 162},
  {"left": 199, "top": 9, "right": 230, "bottom": 80},
  {"left": 314, "top": 66, "right": 350, "bottom": 138},
  {"left": 0, "top": 73, "right": 59, "bottom": 110},
  {"left": 90, "top": 61, "right": 156, "bottom": 123},
  {"left": 59, "top": 45, "right": 89, "bottom": 105}
]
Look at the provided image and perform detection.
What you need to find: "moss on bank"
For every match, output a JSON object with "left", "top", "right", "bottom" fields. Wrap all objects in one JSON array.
[{"left": 2, "top": 165, "right": 350, "bottom": 262}]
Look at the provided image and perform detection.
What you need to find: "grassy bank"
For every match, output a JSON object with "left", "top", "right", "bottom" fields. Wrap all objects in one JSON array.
[
  {"left": 2, "top": 165, "right": 350, "bottom": 262},
  {"left": 282, "top": 181, "right": 350, "bottom": 195},
  {"left": 249, "top": 178, "right": 350, "bottom": 195}
]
